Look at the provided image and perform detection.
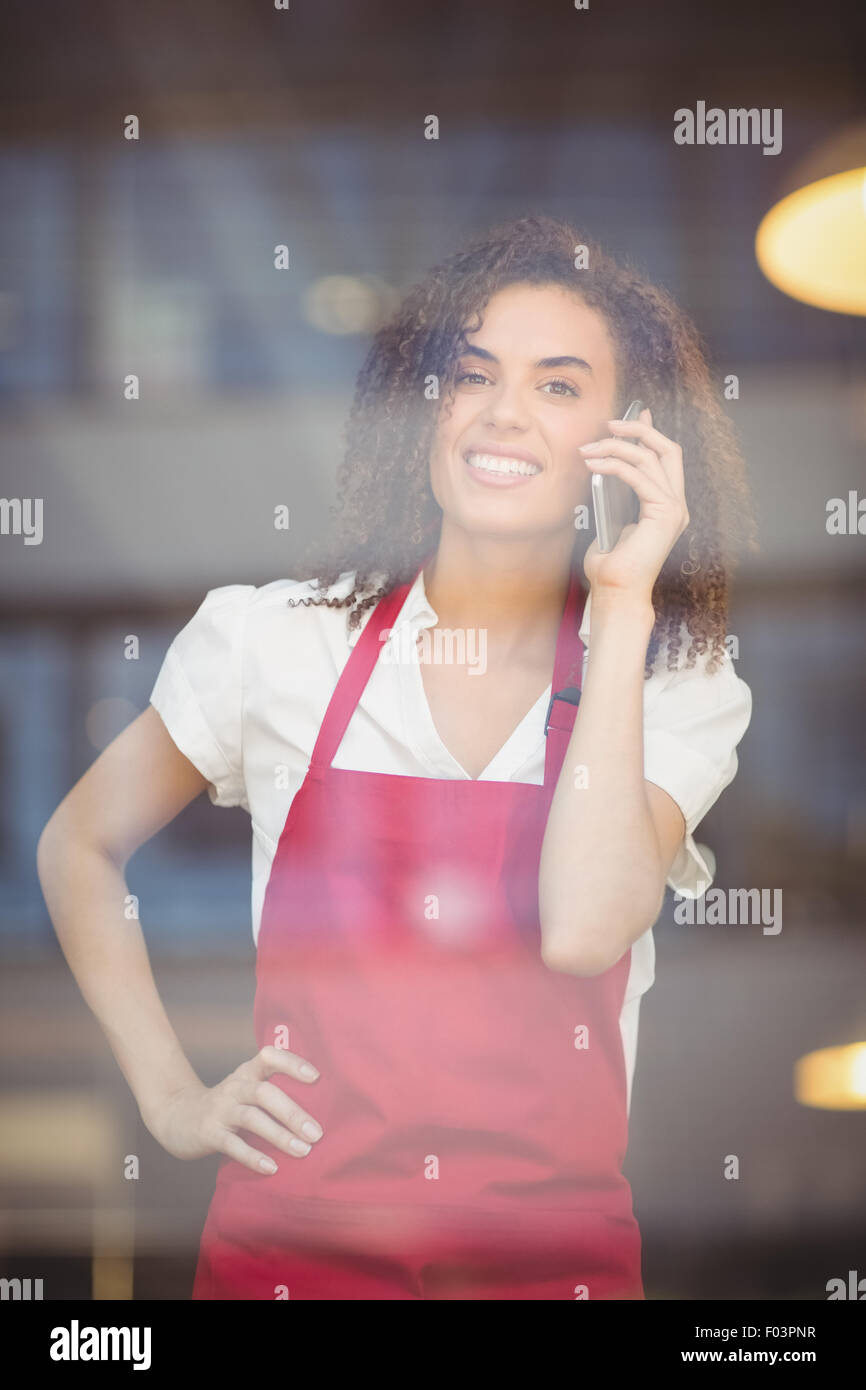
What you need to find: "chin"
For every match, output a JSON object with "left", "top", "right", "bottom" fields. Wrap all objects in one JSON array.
[{"left": 449, "top": 508, "right": 557, "bottom": 542}]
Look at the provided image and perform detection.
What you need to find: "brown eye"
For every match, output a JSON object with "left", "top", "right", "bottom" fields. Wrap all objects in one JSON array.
[{"left": 542, "top": 377, "right": 580, "bottom": 397}]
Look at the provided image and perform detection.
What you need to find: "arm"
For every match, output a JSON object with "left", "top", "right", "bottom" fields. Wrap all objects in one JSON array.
[
  {"left": 36, "top": 706, "right": 324, "bottom": 1172},
  {"left": 539, "top": 594, "right": 685, "bottom": 974},
  {"left": 539, "top": 408, "right": 691, "bottom": 975},
  {"left": 36, "top": 707, "right": 213, "bottom": 1129}
]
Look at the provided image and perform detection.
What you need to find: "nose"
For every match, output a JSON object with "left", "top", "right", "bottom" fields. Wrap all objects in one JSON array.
[{"left": 480, "top": 378, "right": 533, "bottom": 432}]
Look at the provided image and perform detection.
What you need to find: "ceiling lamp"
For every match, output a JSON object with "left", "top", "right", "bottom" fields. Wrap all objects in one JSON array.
[
  {"left": 795, "top": 1041, "right": 866, "bottom": 1110},
  {"left": 755, "top": 122, "right": 866, "bottom": 315}
]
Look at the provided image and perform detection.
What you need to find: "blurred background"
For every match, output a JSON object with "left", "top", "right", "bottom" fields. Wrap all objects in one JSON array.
[{"left": 1, "top": 0, "right": 865, "bottom": 1300}]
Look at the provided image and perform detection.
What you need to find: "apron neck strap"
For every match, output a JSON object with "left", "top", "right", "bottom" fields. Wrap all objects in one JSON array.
[
  {"left": 310, "top": 552, "right": 588, "bottom": 791},
  {"left": 543, "top": 563, "right": 588, "bottom": 790},
  {"left": 308, "top": 571, "right": 418, "bottom": 774}
]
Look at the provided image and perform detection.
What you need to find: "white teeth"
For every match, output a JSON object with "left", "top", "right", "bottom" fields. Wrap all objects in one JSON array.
[{"left": 466, "top": 452, "right": 541, "bottom": 477}]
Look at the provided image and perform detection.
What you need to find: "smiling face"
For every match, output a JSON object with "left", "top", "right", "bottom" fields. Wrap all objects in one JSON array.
[{"left": 428, "top": 281, "right": 621, "bottom": 543}]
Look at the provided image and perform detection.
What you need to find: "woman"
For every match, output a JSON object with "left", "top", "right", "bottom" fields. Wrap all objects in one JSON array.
[{"left": 37, "top": 215, "right": 753, "bottom": 1300}]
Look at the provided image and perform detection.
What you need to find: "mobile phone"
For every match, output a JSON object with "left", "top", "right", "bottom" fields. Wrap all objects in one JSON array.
[{"left": 591, "top": 398, "right": 646, "bottom": 553}]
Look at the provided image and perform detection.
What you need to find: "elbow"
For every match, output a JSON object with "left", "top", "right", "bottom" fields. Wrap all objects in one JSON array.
[
  {"left": 540, "top": 925, "right": 621, "bottom": 977},
  {"left": 36, "top": 809, "right": 74, "bottom": 882},
  {"left": 540, "top": 895, "right": 664, "bottom": 977},
  {"left": 36, "top": 816, "right": 61, "bottom": 882},
  {"left": 36, "top": 815, "right": 55, "bottom": 862}
]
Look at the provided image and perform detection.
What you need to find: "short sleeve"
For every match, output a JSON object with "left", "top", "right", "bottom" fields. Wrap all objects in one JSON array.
[
  {"left": 149, "top": 584, "right": 255, "bottom": 810},
  {"left": 642, "top": 645, "right": 752, "bottom": 898}
]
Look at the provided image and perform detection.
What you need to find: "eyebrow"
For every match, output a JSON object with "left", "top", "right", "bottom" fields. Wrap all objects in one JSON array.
[{"left": 459, "top": 344, "right": 594, "bottom": 375}]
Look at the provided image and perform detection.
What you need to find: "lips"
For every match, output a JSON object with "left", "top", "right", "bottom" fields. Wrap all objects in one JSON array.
[
  {"left": 463, "top": 442, "right": 543, "bottom": 472},
  {"left": 463, "top": 452, "right": 543, "bottom": 488}
]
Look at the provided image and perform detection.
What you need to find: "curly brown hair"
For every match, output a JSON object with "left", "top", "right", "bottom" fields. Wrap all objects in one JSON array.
[{"left": 288, "top": 214, "right": 755, "bottom": 676}]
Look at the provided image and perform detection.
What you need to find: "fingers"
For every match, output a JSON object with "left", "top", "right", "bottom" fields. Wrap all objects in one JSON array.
[
  {"left": 586, "top": 453, "right": 670, "bottom": 508},
  {"left": 215, "top": 1045, "right": 325, "bottom": 1174},
  {"left": 591, "top": 454, "right": 689, "bottom": 537},
  {"left": 216, "top": 1126, "right": 282, "bottom": 1175},
  {"left": 581, "top": 434, "right": 671, "bottom": 494},
  {"left": 608, "top": 414, "right": 675, "bottom": 459},
  {"left": 252, "top": 1043, "right": 319, "bottom": 1084},
  {"left": 232, "top": 1097, "right": 318, "bottom": 1158},
  {"left": 242, "top": 1077, "right": 323, "bottom": 1150},
  {"left": 606, "top": 416, "right": 685, "bottom": 492}
]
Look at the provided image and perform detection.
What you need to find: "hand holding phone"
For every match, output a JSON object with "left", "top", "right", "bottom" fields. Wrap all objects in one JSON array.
[{"left": 590, "top": 399, "right": 646, "bottom": 553}]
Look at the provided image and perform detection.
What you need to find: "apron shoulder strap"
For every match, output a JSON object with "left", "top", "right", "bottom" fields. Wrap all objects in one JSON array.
[
  {"left": 309, "top": 578, "right": 412, "bottom": 773},
  {"left": 542, "top": 566, "right": 588, "bottom": 791}
]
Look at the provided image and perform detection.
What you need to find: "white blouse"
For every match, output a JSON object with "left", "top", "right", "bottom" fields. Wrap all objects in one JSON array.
[{"left": 149, "top": 567, "right": 753, "bottom": 1113}]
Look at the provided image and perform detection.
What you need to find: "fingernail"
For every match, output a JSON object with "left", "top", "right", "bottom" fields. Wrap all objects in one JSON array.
[
  {"left": 303, "top": 1120, "right": 323, "bottom": 1140},
  {"left": 300, "top": 1063, "right": 319, "bottom": 1079},
  {"left": 260, "top": 1157, "right": 278, "bottom": 1173},
  {"left": 290, "top": 1137, "right": 312, "bottom": 1154},
  {"left": 579, "top": 441, "right": 601, "bottom": 451}
]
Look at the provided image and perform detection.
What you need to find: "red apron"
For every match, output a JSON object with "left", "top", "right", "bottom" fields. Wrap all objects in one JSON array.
[{"left": 192, "top": 558, "right": 643, "bottom": 1299}]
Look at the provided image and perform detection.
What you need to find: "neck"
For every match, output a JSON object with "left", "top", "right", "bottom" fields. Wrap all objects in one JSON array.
[{"left": 421, "top": 527, "right": 578, "bottom": 667}]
